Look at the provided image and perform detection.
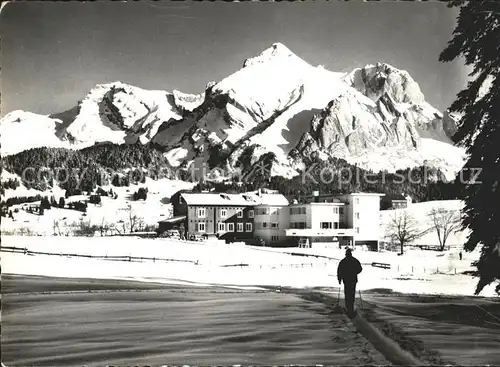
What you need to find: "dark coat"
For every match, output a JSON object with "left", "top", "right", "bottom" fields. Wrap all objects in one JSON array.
[{"left": 337, "top": 256, "right": 363, "bottom": 285}]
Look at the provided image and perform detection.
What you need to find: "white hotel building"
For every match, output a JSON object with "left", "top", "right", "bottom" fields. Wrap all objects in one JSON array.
[{"left": 254, "top": 192, "right": 384, "bottom": 251}]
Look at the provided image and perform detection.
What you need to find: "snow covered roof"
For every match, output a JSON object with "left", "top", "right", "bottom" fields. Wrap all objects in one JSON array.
[
  {"left": 181, "top": 192, "right": 288, "bottom": 207},
  {"left": 348, "top": 192, "right": 386, "bottom": 197},
  {"left": 254, "top": 194, "right": 289, "bottom": 206}
]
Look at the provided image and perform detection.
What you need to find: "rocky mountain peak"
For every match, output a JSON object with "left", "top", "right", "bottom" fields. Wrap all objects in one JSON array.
[
  {"left": 243, "top": 43, "right": 303, "bottom": 68},
  {"left": 346, "top": 63, "right": 425, "bottom": 106}
]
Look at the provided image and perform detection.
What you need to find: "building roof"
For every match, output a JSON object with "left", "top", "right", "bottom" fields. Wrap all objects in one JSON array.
[
  {"left": 289, "top": 202, "right": 345, "bottom": 207},
  {"left": 181, "top": 192, "right": 289, "bottom": 207}
]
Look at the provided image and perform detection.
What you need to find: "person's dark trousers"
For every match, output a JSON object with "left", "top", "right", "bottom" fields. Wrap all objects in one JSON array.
[{"left": 344, "top": 282, "right": 357, "bottom": 316}]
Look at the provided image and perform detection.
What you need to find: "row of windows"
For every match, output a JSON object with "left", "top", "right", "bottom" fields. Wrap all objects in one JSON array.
[
  {"left": 290, "top": 207, "right": 306, "bottom": 215},
  {"left": 197, "top": 208, "right": 254, "bottom": 219},
  {"left": 290, "top": 222, "right": 307, "bottom": 229},
  {"left": 196, "top": 207, "right": 358, "bottom": 220},
  {"left": 320, "top": 222, "right": 339, "bottom": 229},
  {"left": 197, "top": 222, "right": 253, "bottom": 233},
  {"left": 254, "top": 207, "right": 280, "bottom": 215},
  {"left": 255, "top": 222, "right": 279, "bottom": 229},
  {"left": 289, "top": 207, "right": 345, "bottom": 215}
]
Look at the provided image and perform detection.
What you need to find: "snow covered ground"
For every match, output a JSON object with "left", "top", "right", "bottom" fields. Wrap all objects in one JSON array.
[
  {"left": 2, "top": 234, "right": 498, "bottom": 297},
  {"left": 2, "top": 275, "right": 388, "bottom": 366},
  {"left": 380, "top": 200, "right": 469, "bottom": 247},
  {"left": 1, "top": 178, "right": 196, "bottom": 235}
]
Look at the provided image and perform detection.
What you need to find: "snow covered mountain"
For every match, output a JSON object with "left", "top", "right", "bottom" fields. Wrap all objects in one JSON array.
[
  {"left": 0, "top": 82, "right": 203, "bottom": 156},
  {"left": 0, "top": 111, "right": 73, "bottom": 156},
  {"left": 294, "top": 62, "right": 465, "bottom": 179},
  {"left": 0, "top": 43, "right": 463, "bottom": 179}
]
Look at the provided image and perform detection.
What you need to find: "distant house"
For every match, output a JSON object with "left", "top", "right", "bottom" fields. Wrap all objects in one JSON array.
[
  {"left": 157, "top": 215, "right": 186, "bottom": 235},
  {"left": 381, "top": 194, "right": 412, "bottom": 210}
]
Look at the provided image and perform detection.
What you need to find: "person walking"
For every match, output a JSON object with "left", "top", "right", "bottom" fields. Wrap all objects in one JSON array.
[
  {"left": 337, "top": 248, "right": 363, "bottom": 318},
  {"left": 459, "top": 251, "right": 463, "bottom": 260}
]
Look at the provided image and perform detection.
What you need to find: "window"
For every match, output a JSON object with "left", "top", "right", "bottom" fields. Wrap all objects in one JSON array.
[
  {"left": 355, "top": 212, "right": 360, "bottom": 220},
  {"left": 271, "top": 235, "right": 280, "bottom": 242},
  {"left": 271, "top": 222, "right": 278, "bottom": 228},
  {"left": 321, "top": 222, "right": 332, "bottom": 229},
  {"left": 237, "top": 223, "right": 244, "bottom": 232},
  {"left": 249, "top": 210, "right": 254, "bottom": 218},
  {"left": 334, "top": 222, "right": 339, "bottom": 229},
  {"left": 290, "top": 207, "right": 306, "bottom": 215},
  {"left": 245, "top": 223, "right": 252, "bottom": 232},
  {"left": 198, "top": 222, "right": 206, "bottom": 232},
  {"left": 333, "top": 207, "right": 338, "bottom": 214},
  {"left": 355, "top": 227, "right": 360, "bottom": 234},
  {"left": 237, "top": 209, "right": 243, "bottom": 218},
  {"left": 270, "top": 207, "right": 278, "bottom": 215},
  {"left": 339, "top": 208, "right": 344, "bottom": 215},
  {"left": 220, "top": 209, "right": 227, "bottom": 218},
  {"left": 263, "top": 222, "right": 268, "bottom": 228},
  {"left": 228, "top": 223, "right": 234, "bottom": 232},
  {"left": 355, "top": 198, "right": 359, "bottom": 205},
  {"left": 197, "top": 208, "right": 206, "bottom": 218},
  {"left": 256, "top": 208, "right": 269, "bottom": 215},
  {"left": 218, "top": 222, "right": 225, "bottom": 232}
]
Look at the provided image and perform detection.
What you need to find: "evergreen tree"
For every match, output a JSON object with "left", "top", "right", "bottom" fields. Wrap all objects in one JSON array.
[
  {"left": 59, "top": 197, "right": 66, "bottom": 208},
  {"left": 440, "top": 0, "right": 500, "bottom": 294},
  {"left": 40, "top": 196, "right": 51, "bottom": 210}
]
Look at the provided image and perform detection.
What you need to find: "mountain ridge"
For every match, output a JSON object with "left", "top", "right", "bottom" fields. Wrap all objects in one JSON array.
[{"left": 0, "top": 43, "right": 463, "bottom": 180}]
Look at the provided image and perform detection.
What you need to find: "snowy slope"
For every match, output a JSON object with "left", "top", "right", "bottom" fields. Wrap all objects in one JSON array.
[
  {"left": 295, "top": 62, "right": 464, "bottom": 177},
  {"left": 0, "top": 111, "right": 72, "bottom": 155},
  {"left": 65, "top": 82, "right": 186, "bottom": 146},
  {"left": 0, "top": 82, "right": 202, "bottom": 156},
  {"left": 165, "top": 43, "right": 349, "bottom": 176}
]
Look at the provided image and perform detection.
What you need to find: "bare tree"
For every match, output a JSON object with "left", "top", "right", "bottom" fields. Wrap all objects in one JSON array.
[
  {"left": 386, "top": 211, "right": 429, "bottom": 255},
  {"left": 429, "top": 208, "right": 462, "bottom": 251},
  {"left": 52, "top": 219, "right": 61, "bottom": 236},
  {"left": 96, "top": 217, "right": 111, "bottom": 237},
  {"left": 123, "top": 205, "right": 143, "bottom": 233}
]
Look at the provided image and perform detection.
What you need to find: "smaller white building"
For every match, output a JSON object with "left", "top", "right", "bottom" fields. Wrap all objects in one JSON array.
[
  {"left": 284, "top": 192, "right": 384, "bottom": 250},
  {"left": 253, "top": 193, "right": 290, "bottom": 245}
]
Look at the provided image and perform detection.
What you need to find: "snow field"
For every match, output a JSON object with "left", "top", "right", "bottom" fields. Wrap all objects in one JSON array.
[
  {"left": 1, "top": 178, "right": 196, "bottom": 235},
  {"left": 2, "top": 235, "right": 497, "bottom": 297}
]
